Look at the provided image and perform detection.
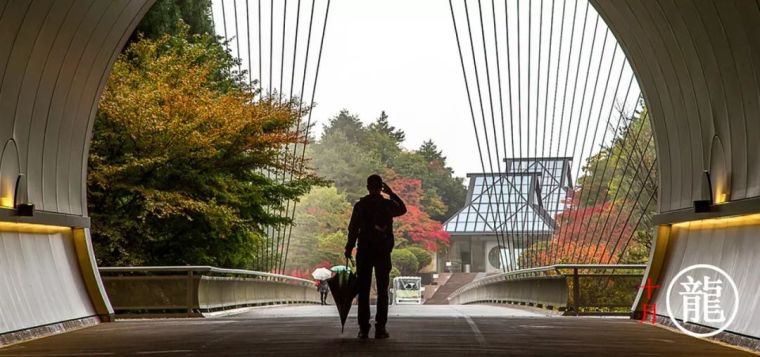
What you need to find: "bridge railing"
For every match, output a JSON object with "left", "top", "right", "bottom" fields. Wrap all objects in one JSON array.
[
  {"left": 447, "top": 264, "right": 646, "bottom": 315},
  {"left": 99, "top": 266, "right": 320, "bottom": 317}
]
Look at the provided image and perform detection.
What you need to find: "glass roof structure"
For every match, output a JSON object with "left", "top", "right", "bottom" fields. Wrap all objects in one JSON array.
[{"left": 443, "top": 158, "right": 572, "bottom": 236}]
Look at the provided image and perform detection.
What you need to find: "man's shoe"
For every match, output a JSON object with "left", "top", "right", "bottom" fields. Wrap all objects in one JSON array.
[
  {"left": 357, "top": 330, "right": 369, "bottom": 339},
  {"left": 375, "top": 327, "right": 389, "bottom": 339}
]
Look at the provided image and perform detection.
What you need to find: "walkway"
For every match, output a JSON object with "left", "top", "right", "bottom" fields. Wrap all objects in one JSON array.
[{"left": 0, "top": 305, "right": 750, "bottom": 356}]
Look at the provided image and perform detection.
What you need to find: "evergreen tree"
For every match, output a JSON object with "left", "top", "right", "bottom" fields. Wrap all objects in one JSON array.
[{"left": 130, "top": 0, "right": 215, "bottom": 42}]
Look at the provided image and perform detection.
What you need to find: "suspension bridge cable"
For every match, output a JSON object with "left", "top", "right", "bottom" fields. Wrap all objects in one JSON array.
[
  {"left": 234, "top": 1, "right": 242, "bottom": 73},
  {"left": 258, "top": 0, "right": 262, "bottom": 93},
  {"left": 527, "top": 0, "right": 550, "bottom": 268},
  {"left": 275, "top": 0, "right": 308, "bottom": 267},
  {"left": 289, "top": 0, "right": 303, "bottom": 98},
  {"left": 276, "top": 0, "right": 303, "bottom": 272},
  {"left": 562, "top": 91, "right": 641, "bottom": 265},
  {"left": 553, "top": 1, "right": 593, "bottom": 259},
  {"left": 501, "top": 0, "right": 519, "bottom": 271},
  {"left": 525, "top": 0, "right": 539, "bottom": 268},
  {"left": 491, "top": 0, "right": 517, "bottom": 272},
  {"left": 269, "top": 0, "right": 274, "bottom": 96},
  {"left": 271, "top": 0, "right": 291, "bottom": 271},
  {"left": 596, "top": 158, "right": 656, "bottom": 264},
  {"left": 267, "top": 0, "right": 311, "bottom": 272},
  {"left": 448, "top": 0, "right": 494, "bottom": 273},
  {"left": 275, "top": 0, "right": 318, "bottom": 272},
  {"left": 593, "top": 133, "right": 656, "bottom": 259},
  {"left": 605, "top": 186, "right": 656, "bottom": 265},
  {"left": 513, "top": 0, "right": 529, "bottom": 269},
  {"left": 545, "top": 0, "right": 568, "bottom": 265},
  {"left": 281, "top": 0, "right": 332, "bottom": 272},
  {"left": 562, "top": 32, "right": 619, "bottom": 261},
  {"left": 279, "top": 0, "right": 288, "bottom": 99},
  {"left": 462, "top": 0, "right": 505, "bottom": 273},
  {"left": 476, "top": 0, "right": 510, "bottom": 272},
  {"left": 246, "top": 0, "right": 253, "bottom": 87},
  {"left": 567, "top": 69, "right": 634, "bottom": 262},
  {"left": 221, "top": 1, "right": 228, "bottom": 46},
  {"left": 587, "top": 112, "right": 652, "bottom": 250},
  {"left": 538, "top": 0, "right": 555, "bottom": 266},
  {"left": 552, "top": 0, "right": 587, "bottom": 262}
]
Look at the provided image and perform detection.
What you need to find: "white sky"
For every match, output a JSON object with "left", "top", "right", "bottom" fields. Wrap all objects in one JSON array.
[{"left": 211, "top": 0, "right": 642, "bottom": 180}]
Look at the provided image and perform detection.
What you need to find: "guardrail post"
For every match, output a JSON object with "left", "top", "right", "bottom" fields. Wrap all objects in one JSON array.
[
  {"left": 187, "top": 270, "right": 193, "bottom": 317},
  {"left": 572, "top": 267, "right": 579, "bottom": 316}
]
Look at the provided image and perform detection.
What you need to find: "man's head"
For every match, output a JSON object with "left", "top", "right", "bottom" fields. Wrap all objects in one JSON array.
[{"left": 367, "top": 174, "right": 383, "bottom": 194}]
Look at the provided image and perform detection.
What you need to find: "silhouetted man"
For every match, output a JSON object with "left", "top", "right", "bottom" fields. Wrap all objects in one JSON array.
[{"left": 345, "top": 174, "right": 406, "bottom": 339}]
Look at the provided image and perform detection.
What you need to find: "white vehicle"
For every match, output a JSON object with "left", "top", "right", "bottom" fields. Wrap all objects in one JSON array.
[{"left": 391, "top": 276, "right": 424, "bottom": 305}]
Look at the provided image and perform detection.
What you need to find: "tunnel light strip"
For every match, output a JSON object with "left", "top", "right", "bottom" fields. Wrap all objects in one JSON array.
[
  {"left": 0, "top": 221, "right": 71, "bottom": 234},
  {"left": 671, "top": 212, "right": 760, "bottom": 230}
]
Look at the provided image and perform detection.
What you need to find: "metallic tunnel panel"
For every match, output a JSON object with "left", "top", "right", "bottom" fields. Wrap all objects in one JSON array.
[
  {"left": 0, "top": 0, "right": 151, "bottom": 217},
  {"left": 652, "top": 218, "right": 760, "bottom": 338},
  {"left": 593, "top": 0, "right": 760, "bottom": 212},
  {"left": 0, "top": 0, "right": 757, "bottom": 343},
  {"left": 593, "top": 0, "right": 760, "bottom": 340},
  {"left": 0, "top": 0, "right": 153, "bottom": 339},
  {"left": 0, "top": 229, "right": 94, "bottom": 334}
]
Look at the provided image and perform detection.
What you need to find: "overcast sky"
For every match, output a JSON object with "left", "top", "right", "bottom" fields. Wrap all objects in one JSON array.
[
  {"left": 308, "top": 0, "right": 477, "bottom": 178},
  {"left": 211, "top": 0, "right": 641, "bottom": 180}
]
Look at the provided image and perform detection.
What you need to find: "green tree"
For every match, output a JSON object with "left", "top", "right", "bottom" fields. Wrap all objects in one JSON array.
[
  {"left": 406, "top": 246, "right": 433, "bottom": 271},
  {"left": 288, "top": 186, "right": 352, "bottom": 269},
  {"left": 415, "top": 140, "right": 467, "bottom": 220},
  {"left": 391, "top": 248, "right": 419, "bottom": 275},
  {"left": 321, "top": 110, "right": 367, "bottom": 144},
  {"left": 534, "top": 104, "right": 657, "bottom": 265},
  {"left": 131, "top": 0, "right": 215, "bottom": 42},
  {"left": 311, "top": 131, "right": 382, "bottom": 202},
  {"left": 365, "top": 111, "right": 405, "bottom": 166},
  {"left": 89, "top": 26, "right": 319, "bottom": 269},
  {"left": 318, "top": 231, "right": 349, "bottom": 265}
]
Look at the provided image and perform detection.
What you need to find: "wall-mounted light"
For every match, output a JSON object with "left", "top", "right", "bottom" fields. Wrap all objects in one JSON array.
[
  {"left": 693, "top": 170, "right": 713, "bottom": 213},
  {"left": 13, "top": 174, "right": 34, "bottom": 216}
]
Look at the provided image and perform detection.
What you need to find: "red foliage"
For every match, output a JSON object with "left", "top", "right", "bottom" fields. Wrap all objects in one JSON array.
[
  {"left": 533, "top": 191, "right": 634, "bottom": 265},
  {"left": 387, "top": 177, "right": 450, "bottom": 252},
  {"left": 282, "top": 260, "right": 334, "bottom": 281}
]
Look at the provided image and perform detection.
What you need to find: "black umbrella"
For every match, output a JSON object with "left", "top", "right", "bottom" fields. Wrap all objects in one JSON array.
[{"left": 327, "top": 258, "right": 358, "bottom": 333}]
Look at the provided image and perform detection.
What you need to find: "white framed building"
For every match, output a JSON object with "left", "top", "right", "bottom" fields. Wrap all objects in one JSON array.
[{"left": 440, "top": 158, "right": 573, "bottom": 273}]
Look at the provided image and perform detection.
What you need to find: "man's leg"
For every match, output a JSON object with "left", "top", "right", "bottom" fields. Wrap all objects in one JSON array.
[
  {"left": 356, "top": 256, "right": 373, "bottom": 334},
  {"left": 374, "top": 253, "right": 392, "bottom": 334}
]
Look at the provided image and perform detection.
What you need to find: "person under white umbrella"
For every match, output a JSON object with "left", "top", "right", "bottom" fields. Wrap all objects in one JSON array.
[{"left": 312, "top": 268, "right": 333, "bottom": 305}]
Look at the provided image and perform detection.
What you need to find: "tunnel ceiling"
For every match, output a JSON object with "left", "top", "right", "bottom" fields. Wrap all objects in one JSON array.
[
  {"left": 592, "top": 0, "right": 760, "bottom": 213},
  {"left": 0, "top": 0, "right": 154, "bottom": 219}
]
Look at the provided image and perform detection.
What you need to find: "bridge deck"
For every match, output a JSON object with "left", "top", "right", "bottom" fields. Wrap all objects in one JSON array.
[{"left": 0, "top": 305, "right": 750, "bottom": 356}]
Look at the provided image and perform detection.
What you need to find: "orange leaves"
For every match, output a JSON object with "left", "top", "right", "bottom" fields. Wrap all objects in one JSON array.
[{"left": 388, "top": 177, "right": 450, "bottom": 252}]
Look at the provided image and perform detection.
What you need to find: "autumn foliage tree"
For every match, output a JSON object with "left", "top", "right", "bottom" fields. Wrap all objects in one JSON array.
[
  {"left": 531, "top": 190, "right": 633, "bottom": 266},
  {"left": 387, "top": 177, "right": 450, "bottom": 252},
  {"left": 88, "top": 25, "right": 319, "bottom": 269}
]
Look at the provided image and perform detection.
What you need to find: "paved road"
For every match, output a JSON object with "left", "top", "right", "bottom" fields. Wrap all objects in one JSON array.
[{"left": 0, "top": 305, "right": 751, "bottom": 356}]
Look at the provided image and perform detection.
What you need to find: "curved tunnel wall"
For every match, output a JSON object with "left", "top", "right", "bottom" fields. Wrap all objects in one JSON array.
[
  {"left": 1, "top": 0, "right": 760, "bottom": 342},
  {"left": 0, "top": 0, "right": 152, "bottom": 337},
  {"left": 592, "top": 0, "right": 760, "bottom": 339},
  {"left": 592, "top": 0, "right": 760, "bottom": 212}
]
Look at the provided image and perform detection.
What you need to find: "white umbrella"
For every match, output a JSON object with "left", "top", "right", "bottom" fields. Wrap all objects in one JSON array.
[{"left": 311, "top": 267, "right": 332, "bottom": 280}]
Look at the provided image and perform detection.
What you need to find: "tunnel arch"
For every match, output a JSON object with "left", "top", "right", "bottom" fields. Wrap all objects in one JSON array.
[
  {"left": 592, "top": 0, "right": 760, "bottom": 339},
  {"left": 1, "top": 0, "right": 759, "bottom": 342}
]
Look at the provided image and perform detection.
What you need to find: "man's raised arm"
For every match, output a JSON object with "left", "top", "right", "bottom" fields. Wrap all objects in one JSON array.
[{"left": 386, "top": 191, "right": 406, "bottom": 217}]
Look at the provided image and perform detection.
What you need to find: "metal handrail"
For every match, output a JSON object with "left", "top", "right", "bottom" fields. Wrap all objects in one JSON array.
[
  {"left": 99, "top": 266, "right": 315, "bottom": 286},
  {"left": 449, "top": 264, "right": 647, "bottom": 300}
]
